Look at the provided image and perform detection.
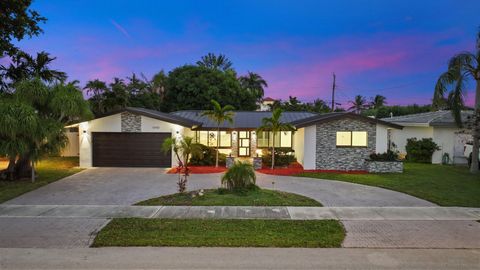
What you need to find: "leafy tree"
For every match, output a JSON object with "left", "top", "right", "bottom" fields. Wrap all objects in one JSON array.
[
  {"left": 239, "top": 71, "right": 268, "bottom": 102},
  {"left": 201, "top": 99, "right": 235, "bottom": 167},
  {"left": 270, "top": 96, "right": 330, "bottom": 113},
  {"left": 257, "top": 108, "right": 295, "bottom": 169},
  {"left": 0, "top": 0, "right": 46, "bottom": 57},
  {"left": 371, "top": 95, "right": 386, "bottom": 109},
  {"left": 0, "top": 78, "right": 92, "bottom": 181},
  {"left": 196, "top": 53, "right": 233, "bottom": 72},
  {"left": 433, "top": 28, "right": 480, "bottom": 173},
  {"left": 348, "top": 95, "right": 368, "bottom": 114},
  {"left": 363, "top": 104, "right": 432, "bottom": 118},
  {"left": 149, "top": 70, "right": 168, "bottom": 100},
  {"left": 162, "top": 136, "right": 202, "bottom": 193},
  {"left": 164, "top": 65, "right": 257, "bottom": 111}
]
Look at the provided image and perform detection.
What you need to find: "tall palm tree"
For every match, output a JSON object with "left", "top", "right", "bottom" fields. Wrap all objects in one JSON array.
[
  {"left": 433, "top": 28, "right": 480, "bottom": 174},
  {"left": 84, "top": 79, "right": 108, "bottom": 115},
  {"left": 4, "top": 51, "right": 66, "bottom": 84},
  {"left": 196, "top": 53, "right": 233, "bottom": 72},
  {"left": 371, "top": 95, "right": 387, "bottom": 109},
  {"left": 239, "top": 72, "right": 268, "bottom": 101},
  {"left": 348, "top": 95, "right": 368, "bottom": 114},
  {"left": 201, "top": 100, "right": 235, "bottom": 167},
  {"left": 257, "top": 108, "right": 295, "bottom": 169}
]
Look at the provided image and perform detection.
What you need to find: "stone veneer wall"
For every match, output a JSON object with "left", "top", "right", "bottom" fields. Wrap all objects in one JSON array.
[
  {"left": 121, "top": 112, "right": 141, "bottom": 132},
  {"left": 365, "top": 160, "right": 403, "bottom": 173},
  {"left": 315, "top": 118, "right": 376, "bottom": 170}
]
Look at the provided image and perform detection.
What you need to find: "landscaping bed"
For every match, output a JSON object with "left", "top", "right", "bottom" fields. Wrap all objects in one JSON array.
[
  {"left": 92, "top": 218, "right": 344, "bottom": 248},
  {"left": 136, "top": 188, "right": 322, "bottom": 206},
  {"left": 0, "top": 157, "right": 82, "bottom": 203},
  {"left": 297, "top": 163, "right": 480, "bottom": 207}
]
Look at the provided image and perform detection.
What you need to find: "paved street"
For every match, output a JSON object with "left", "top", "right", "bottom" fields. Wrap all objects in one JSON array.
[{"left": 0, "top": 247, "right": 479, "bottom": 269}]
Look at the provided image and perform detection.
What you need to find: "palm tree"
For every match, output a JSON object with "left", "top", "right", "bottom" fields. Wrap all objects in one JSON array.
[
  {"left": 162, "top": 136, "right": 202, "bottom": 192},
  {"left": 348, "top": 95, "right": 368, "bottom": 114},
  {"left": 201, "top": 100, "right": 235, "bottom": 167},
  {"left": 84, "top": 79, "right": 108, "bottom": 115},
  {"left": 196, "top": 53, "right": 233, "bottom": 72},
  {"left": 257, "top": 108, "right": 295, "bottom": 169},
  {"left": 239, "top": 72, "right": 268, "bottom": 101},
  {"left": 4, "top": 51, "right": 66, "bottom": 84},
  {"left": 371, "top": 95, "right": 387, "bottom": 109},
  {"left": 433, "top": 28, "right": 480, "bottom": 174}
]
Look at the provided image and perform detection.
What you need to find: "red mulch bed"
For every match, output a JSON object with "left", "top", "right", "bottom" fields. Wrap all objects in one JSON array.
[
  {"left": 166, "top": 166, "right": 227, "bottom": 174},
  {"left": 257, "top": 162, "right": 368, "bottom": 176}
]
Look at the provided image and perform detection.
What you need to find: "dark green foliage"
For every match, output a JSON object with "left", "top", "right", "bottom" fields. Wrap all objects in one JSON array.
[
  {"left": 262, "top": 148, "right": 296, "bottom": 167},
  {"left": 363, "top": 104, "right": 432, "bottom": 118},
  {"left": 405, "top": 138, "right": 440, "bottom": 163},
  {"left": 369, "top": 150, "right": 399, "bottom": 161},
  {"left": 271, "top": 96, "right": 331, "bottom": 113},
  {"left": 189, "top": 144, "right": 226, "bottom": 166},
  {"left": 0, "top": 0, "right": 46, "bottom": 56},
  {"left": 221, "top": 161, "right": 256, "bottom": 191},
  {"left": 163, "top": 65, "right": 257, "bottom": 112}
]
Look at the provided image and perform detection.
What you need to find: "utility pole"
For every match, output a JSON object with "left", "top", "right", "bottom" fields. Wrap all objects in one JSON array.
[{"left": 331, "top": 73, "right": 336, "bottom": 111}]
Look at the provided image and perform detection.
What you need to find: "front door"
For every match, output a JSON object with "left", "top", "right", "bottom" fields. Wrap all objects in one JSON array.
[{"left": 238, "top": 131, "right": 251, "bottom": 157}]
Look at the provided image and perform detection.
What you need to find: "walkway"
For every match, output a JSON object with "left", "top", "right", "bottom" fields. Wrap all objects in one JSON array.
[{"left": 1, "top": 205, "right": 479, "bottom": 220}]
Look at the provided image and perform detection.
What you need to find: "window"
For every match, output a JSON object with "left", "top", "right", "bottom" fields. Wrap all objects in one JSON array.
[
  {"left": 336, "top": 131, "right": 367, "bottom": 147},
  {"left": 257, "top": 131, "right": 292, "bottom": 148},
  {"left": 195, "top": 131, "right": 231, "bottom": 148}
]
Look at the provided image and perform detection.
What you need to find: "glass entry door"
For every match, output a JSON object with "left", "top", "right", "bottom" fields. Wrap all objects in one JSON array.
[{"left": 238, "top": 131, "right": 250, "bottom": 157}]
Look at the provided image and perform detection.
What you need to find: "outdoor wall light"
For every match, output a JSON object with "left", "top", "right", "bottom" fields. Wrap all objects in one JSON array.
[{"left": 83, "top": 130, "right": 87, "bottom": 134}]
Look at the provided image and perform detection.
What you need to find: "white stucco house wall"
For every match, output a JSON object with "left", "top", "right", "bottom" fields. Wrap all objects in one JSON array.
[
  {"left": 66, "top": 107, "right": 401, "bottom": 171},
  {"left": 382, "top": 111, "right": 473, "bottom": 164}
]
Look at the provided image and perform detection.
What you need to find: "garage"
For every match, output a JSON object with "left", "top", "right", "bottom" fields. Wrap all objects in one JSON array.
[{"left": 92, "top": 132, "right": 171, "bottom": 167}]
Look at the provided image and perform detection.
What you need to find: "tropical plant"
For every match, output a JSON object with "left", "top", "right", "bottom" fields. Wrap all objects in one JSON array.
[
  {"left": 261, "top": 148, "right": 296, "bottom": 167},
  {"left": 405, "top": 138, "right": 440, "bottom": 163},
  {"left": 348, "top": 95, "right": 368, "bottom": 114},
  {"left": 221, "top": 161, "right": 256, "bottom": 191},
  {"left": 162, "top": 136, "right": 202, "bottom": 192},
  {"left": 84, "top": 79, "right": 108, "bottom": 115},
  {"left": 257, "top": 108, "right": 295, "bottom": 169},
  {"left": 0, "top": 0, "right": 46, "bottom": 57},
  {"left": 239, "top": 71, "right": 268, "bottom": 102},
  {"left": 196, "top": 53, "right": 233, "bottom": 72},
  {"left": 189, "top": 144, "right": 227, "bottom": 166},
  {"left": 201, "top": 100, "right": 235, "bottom": 167},
  {"left": 0, "top": 78, "right": 92, "bottom": 181},
  {"left": 433, "top": 28, "right": 480, "bottom": 174},
  {"left": 370, "top": 95, "right": 387, "bottom": 109},
  {"left": 369, "top": 150, "right": 399, "bottom": 162}
]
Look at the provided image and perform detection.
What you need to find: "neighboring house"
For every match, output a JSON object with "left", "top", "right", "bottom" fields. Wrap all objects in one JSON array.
[
  {"left": 257, "top": 97, "right": 276, "bottom": 111},
  {"left": 67, "top": 107, "right": 401, "bottom": 170},
  {"left": 382, "top": 111, "right": 473, "bottom": 164}
]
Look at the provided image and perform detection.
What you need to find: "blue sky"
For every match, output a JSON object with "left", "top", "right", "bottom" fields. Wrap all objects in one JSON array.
[{"left": 13, "top": 0, "right": 480, "bottom": 106}]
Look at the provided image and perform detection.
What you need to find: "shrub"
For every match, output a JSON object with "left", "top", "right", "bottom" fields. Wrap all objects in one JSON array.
[
  {"left": 189, "top": 144, "right": 226, "bottom": 166},
  {"left": 261, "top": 147, "right": 296, "bottom": 167},
  {"left": 369, "top": 150, "right": 399, "bottom": 161},
  {"left": 221, "top": 161, "right": 256, "bottom": 191},
  {"left": 405, "top": 138, "right": 440, "bottom": 163}
]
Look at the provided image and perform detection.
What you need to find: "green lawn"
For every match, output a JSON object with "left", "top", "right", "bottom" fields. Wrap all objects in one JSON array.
[
  {"left": 297, "top": 163, "right": 480, "bottom": 207},
  {"left": 93, "top": 218, "right": 344, "bottom": 248},
  {"left": 136, "top": 188, "right": 322, "bottom": 206},
  {"left": 0, "top": 157, "right": 82, "bottom": 203}
]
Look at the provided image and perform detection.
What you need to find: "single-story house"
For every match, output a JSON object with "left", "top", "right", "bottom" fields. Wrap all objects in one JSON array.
[
  {"left": 65, "top": 107, "right": 402, "bottom": 171},
  {"left": 382, "top": 110, "right": 473, "bottom": 164}
]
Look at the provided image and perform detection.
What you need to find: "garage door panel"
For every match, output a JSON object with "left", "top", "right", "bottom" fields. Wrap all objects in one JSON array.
[{"left": 92, "top": 132, "right": 171, "bottom": 167}]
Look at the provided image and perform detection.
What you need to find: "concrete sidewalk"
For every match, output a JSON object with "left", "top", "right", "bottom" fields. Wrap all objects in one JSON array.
[{"left": 1, "top": 204, "right": 479, "bottom": 220}]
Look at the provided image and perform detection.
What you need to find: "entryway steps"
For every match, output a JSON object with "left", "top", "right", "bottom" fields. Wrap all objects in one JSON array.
[{"left": 1, "top": 205, "right": 479, "bottom": 221}]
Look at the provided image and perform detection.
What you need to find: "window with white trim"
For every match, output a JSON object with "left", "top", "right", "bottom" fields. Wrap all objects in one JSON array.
[{"left": 336, "top": 131, "right": 367, "bottom": 147}]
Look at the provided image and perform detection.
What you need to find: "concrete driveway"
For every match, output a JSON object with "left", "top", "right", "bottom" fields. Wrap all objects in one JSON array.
[{"left": 1, "top": 168, "right": 436, "bottom": 248}]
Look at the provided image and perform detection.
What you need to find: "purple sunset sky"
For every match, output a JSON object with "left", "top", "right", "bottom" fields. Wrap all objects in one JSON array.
[{"left": 9, "top": 0, "right": 480, "bottom": 107}]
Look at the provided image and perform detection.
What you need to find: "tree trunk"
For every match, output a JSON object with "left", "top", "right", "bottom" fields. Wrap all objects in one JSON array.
[
  {"left": 14, "top": 155, "right": 33, "bottom": 179},
  {"left": 31, "top": 161, "right": 35, "bottom": 183},
  {"left": 271, "top": 133, "right": 275, "bottom": 170},
  {"left": 4, "top": 157, "right": 16, "bottom": 181},
  {"left": 215, "top": 127, "right": 220, "bottom": 168},
  {"left": 470, "top": 78, "right": 480, "bottom": 174}
]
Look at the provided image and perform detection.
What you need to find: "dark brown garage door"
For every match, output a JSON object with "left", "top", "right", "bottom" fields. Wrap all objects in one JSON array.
[{"left": 92, "top": 132, "right": 171, "bottom": 167}]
